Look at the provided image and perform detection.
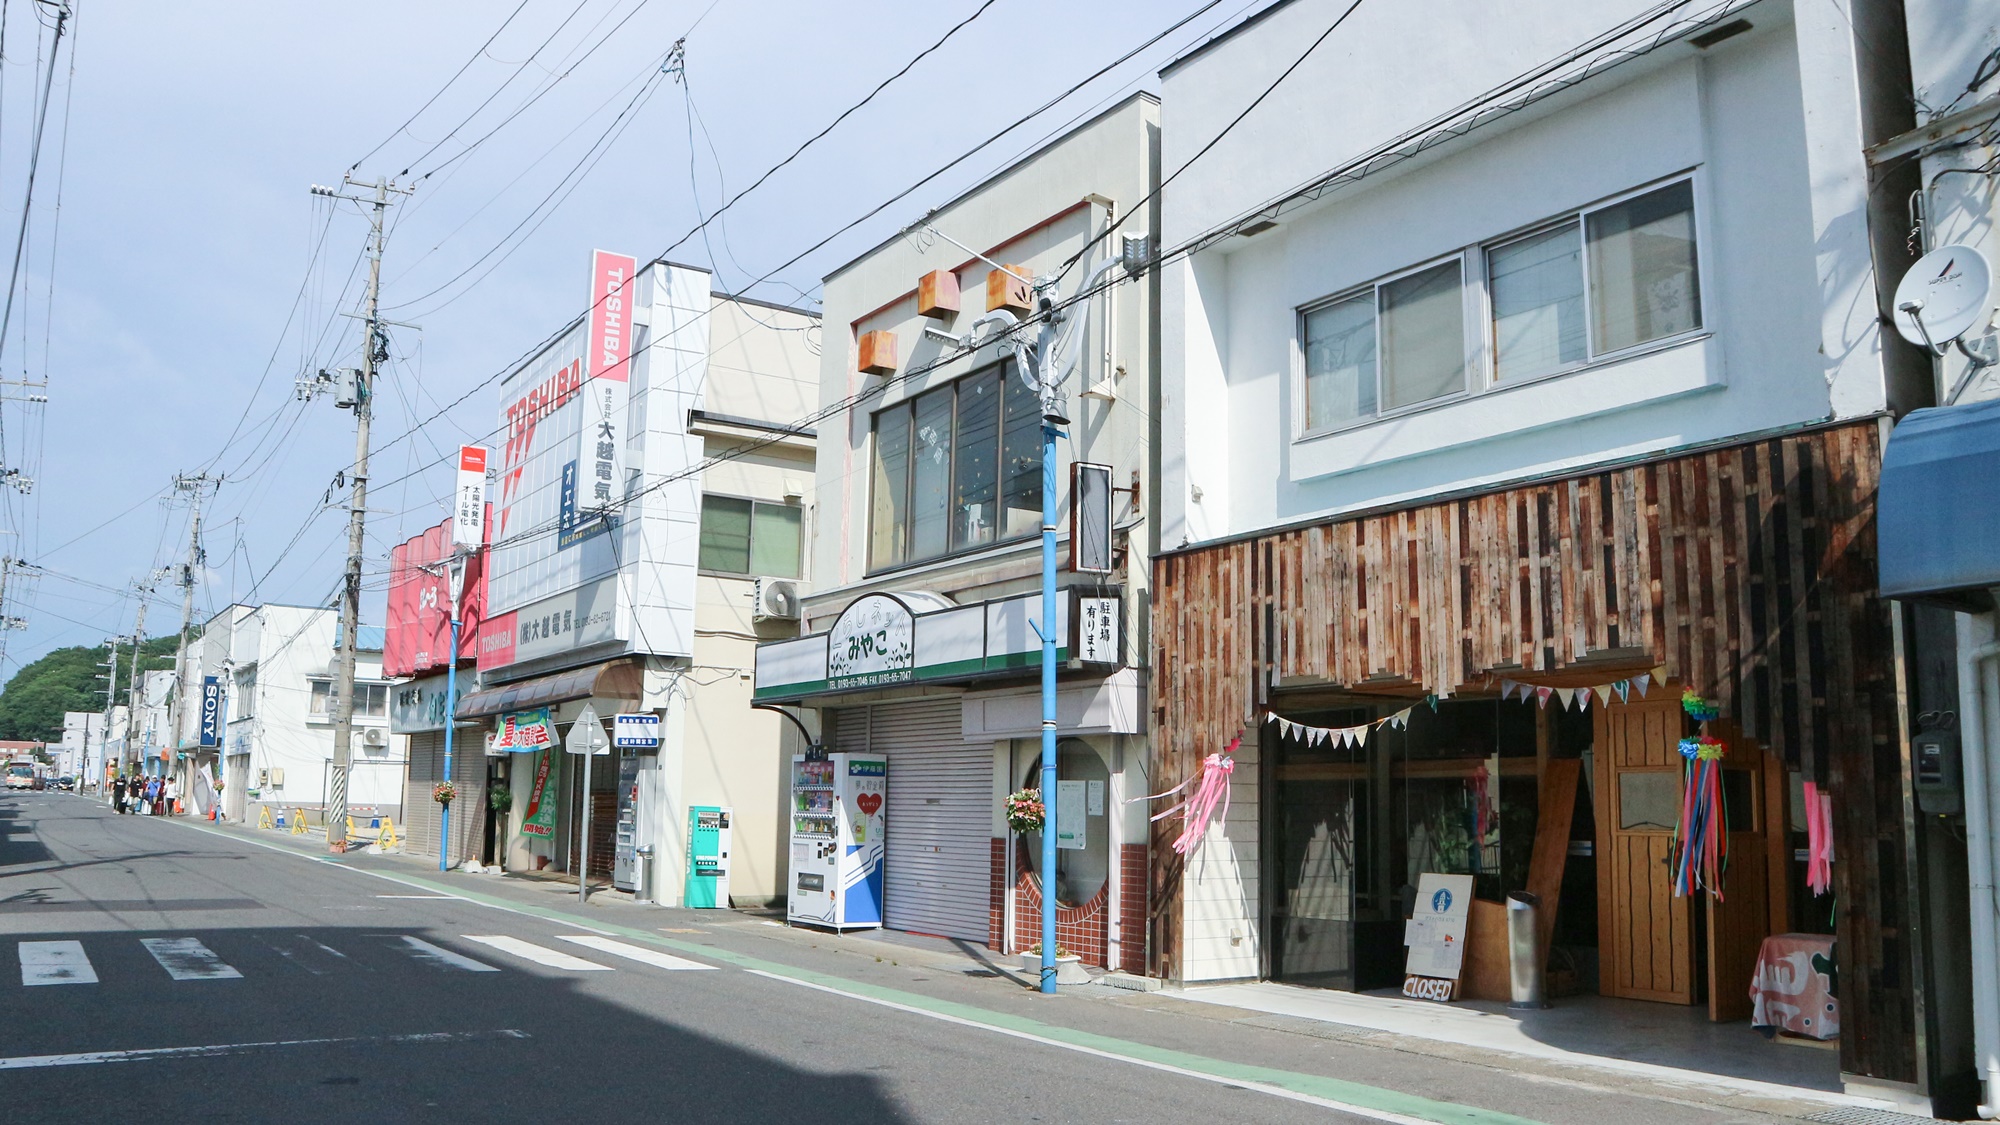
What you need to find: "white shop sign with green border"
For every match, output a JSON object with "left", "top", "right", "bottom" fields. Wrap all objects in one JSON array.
[{"left": 753, "top": 588, "right": 1121, "bottom": 703}]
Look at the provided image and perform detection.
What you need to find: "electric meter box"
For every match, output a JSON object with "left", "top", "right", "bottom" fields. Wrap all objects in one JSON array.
[
  {"left": 685, "top": 806, "right": 732, "bottom": 908},
  {"left": 1914, "top": 726, "right": 1963, "bottom": 816}
]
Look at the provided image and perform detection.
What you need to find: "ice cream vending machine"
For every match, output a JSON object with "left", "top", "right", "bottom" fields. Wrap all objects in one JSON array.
[{"left": 787, "top": 753, "right": 885, "bottom": 930}]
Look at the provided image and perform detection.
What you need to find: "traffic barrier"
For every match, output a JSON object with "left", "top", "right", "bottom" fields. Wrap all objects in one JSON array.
[
  {"left": 257, "top": 806, "right": 275, "bottom": 830},
  {"left": 343, "top": 814, "right": 400, "bottom": 850},
  {"left": 289, "top": 808, "right": 308, "bottom": 835}
]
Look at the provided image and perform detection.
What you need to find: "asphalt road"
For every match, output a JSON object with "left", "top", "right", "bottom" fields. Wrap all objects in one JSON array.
[{"left": 0, "top": 792, "right": 1826, "bottom": 1125}]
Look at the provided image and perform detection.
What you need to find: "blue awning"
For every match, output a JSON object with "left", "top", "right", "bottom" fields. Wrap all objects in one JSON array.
[{"left": 1880, "top": 398, "right": 2000, "bottom": 608}]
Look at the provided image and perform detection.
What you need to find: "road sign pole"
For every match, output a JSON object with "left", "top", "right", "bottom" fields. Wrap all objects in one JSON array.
[
  {"left": 565, "top": 703, "right": 610, "bottom": 904},
  {"left": 579, "top": 748, "right": 592, "bottom": 905}
]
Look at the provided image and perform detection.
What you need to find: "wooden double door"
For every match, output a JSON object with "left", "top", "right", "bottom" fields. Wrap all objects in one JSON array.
[{"left": 1593, "top": 688, "right": 1783, "bottom": 1020}]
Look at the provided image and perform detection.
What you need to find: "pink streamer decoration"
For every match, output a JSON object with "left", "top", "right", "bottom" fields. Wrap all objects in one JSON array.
[
  {"left": 1131, "top": 734, "right": 1240, "bottom": 855},
  {"left": 1804, "top": 781, "right": 1834, "bottom": 896}
]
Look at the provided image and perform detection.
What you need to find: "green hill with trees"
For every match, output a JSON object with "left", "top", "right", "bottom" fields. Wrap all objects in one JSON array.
[{"left": 0, "top": 637, "right": 179, "bottom": 743}]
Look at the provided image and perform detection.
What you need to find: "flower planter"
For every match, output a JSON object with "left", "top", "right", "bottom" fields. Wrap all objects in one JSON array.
[{"left": 1019, "top": 950, "right": 1091, "bottom": 985}]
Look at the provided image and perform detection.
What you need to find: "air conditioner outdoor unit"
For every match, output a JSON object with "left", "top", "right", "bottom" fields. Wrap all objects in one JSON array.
[
  {"left": 361, "top": 727, "right": 387, "bottom": 748},
  {"left": 752, "top": 577, "right": 801, "bottom": 623}
]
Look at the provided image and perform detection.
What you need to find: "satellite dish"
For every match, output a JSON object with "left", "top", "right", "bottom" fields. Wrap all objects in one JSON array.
[{"left": 1893, "top": 244, "right": 1994, "bottom": 349}]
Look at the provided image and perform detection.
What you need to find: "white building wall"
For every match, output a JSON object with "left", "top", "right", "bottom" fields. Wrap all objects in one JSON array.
[
  {"left": 1156, "top": 0, "right": 1901, "bottom": 981},
  {"left": 1160, "top": 0, "right": 1891, "bottom": 545}
]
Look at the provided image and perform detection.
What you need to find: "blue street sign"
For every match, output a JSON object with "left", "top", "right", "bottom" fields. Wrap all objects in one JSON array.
[{"left": 612, "top": 712, "right": 661, "bottom": 749}]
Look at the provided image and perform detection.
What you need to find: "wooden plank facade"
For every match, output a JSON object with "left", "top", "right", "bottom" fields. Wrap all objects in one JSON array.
[{"left": 1148, "top": 419, "right": 1915, "bottom": 1081}]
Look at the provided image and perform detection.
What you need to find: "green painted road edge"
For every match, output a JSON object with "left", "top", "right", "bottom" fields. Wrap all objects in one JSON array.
[{"left": 180, "top": 820, "right": 1543, "bottom": 1125}]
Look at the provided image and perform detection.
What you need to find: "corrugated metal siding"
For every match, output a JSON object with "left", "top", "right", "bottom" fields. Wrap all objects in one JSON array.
[{"left": 840, "top": 700, "right": 990, "bottom": 943}]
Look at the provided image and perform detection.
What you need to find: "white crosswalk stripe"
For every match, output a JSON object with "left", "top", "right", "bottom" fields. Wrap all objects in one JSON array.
[
  {"left": 388, "top": 936, "right": 498, "bottom": 973},
  {"left": 140, "top": 937, "right": 242, "bottom": 981},
  {"left": 556, "top": 935, "right": 716, "bottom": 971},
  {"left": 462, "top": 935, "right": 612, "bottom": 971},
  {"left": 19, "top": 941, "right": 96, "bottom": 986}
]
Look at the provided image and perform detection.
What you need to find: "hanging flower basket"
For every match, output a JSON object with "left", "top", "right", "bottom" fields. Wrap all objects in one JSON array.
[
  {"left": 432, "top": 780, "right": 457, "bottom": 806},
  {"left": 1004, "top": 789, "right": 1045, "bottom": 834}
]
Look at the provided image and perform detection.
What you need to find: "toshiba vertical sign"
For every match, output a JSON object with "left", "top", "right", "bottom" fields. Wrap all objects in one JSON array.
[
  {"left": 578, "top": 249, "right": 637, "bottom": 529},
  {"left": 452, "top": 445, "right": 488, "bottom": 550}
]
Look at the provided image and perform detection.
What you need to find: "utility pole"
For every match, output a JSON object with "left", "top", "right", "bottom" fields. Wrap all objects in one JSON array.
[
  {"left": 311, "top": 174, "right": 405, "bottom": 853},
  {"left": 98, "top": 635, "right": 120, "bottom": 794},
  {"left": 166, "top": 474, "right": 218, "bottom": 793},
  {"left": 122, "top": 608, "right": 148, "bottom": 773}
]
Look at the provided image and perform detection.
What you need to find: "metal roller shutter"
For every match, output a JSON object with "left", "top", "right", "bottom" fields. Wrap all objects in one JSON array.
[
  {"left": 403, "top": 733, "right": 442, "bottom": 859},
  {"left": 402, "top": 731, "right": 487, "bottom": 864},
  {"left": 852, "top": 699, "right": 990, "bottom": 943}
]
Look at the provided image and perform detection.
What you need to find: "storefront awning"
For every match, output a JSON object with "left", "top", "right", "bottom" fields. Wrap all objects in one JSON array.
[
  {"left": 454, "top": 659, "right": 643, "bottom": 720},
  {"left": 1880, "top": 399, "right": 2000, "bottom": 608}
]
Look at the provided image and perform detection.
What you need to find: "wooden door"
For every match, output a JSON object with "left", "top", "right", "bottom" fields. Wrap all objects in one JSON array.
[
  {"left": 1703, "top": 720, "right": 1774, "bottom": 1022},
  {"left": 1595, "top": 692, "right": 1695, "bottom": 1004}
]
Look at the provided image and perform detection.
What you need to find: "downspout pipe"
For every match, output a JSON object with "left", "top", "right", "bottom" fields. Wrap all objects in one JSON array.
[{"left": 1956, "top": 619, "right": 2000, "bottom": 1118}]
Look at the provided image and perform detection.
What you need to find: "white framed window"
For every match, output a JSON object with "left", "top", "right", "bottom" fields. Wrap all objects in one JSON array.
[
  {"left": 1297, "top": 175, "right": 1705, "bottom": 435},
  {"left": 1488, "top": 177, "right": 1702, "bottom": 383},
  {"left": 1301, "top": 256, "right": 1470, "bottom": 434},
  {"left": 307, "top": 678, "right": 388, "bottom": 721}
]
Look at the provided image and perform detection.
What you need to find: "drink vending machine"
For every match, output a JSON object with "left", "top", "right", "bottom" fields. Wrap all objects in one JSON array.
[{"left": 786, "top": 753, "right": 886, "bottom": 930}]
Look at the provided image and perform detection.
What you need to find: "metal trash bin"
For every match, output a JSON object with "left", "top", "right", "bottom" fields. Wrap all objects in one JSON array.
[{"left": 1506, "top": 891, "right": 1547, "bottom": 1010}]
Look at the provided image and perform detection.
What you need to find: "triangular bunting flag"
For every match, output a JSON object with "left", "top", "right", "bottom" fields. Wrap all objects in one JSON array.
[
  {"left": 1577, "top": 690, "right": 1590, "bottom": 710},
  {"left": 1535, "top": 687, "right": 1553, "bottom": 709},
  {"left": 1356, "top": 724, "right": 1370, "bottom": 746},
  {"left": 1499, "top": 679, "right": 1518, "bottom": 701},
  {"left": 1634, "top": 674, "right": 1651, "bottom": 697},
  {"left": 1393, "top": 707, "right": 1413, "bottom": 728},
  {"left": 1556, "top": 687, "right": 1575, "bottom": 709},
  {"left": 1594, "top": 685, "right": 1612, "bottom": 707},
  {"left": 1425, "top": 694, "right": 1440, "bottom": 712},
  {"left": 1614, "top": 680, "right": 1630, "bottom": 704}
]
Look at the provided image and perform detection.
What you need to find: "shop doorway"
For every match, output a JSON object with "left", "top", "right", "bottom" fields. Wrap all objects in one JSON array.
[{"left": 1593, "top": 689, "right": 1776, "bottom": 1019}]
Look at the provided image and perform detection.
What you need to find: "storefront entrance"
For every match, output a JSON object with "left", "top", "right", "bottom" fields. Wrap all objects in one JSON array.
[{"left": 1268, "top": 687, "right": 1806, "bottom": 1022}]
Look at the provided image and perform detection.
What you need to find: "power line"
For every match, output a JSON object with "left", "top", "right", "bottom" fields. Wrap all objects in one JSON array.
[
  {"left": 347, "top": 0, "right": 536, "bottom": 173},
  {"left": 403, "top": 0, "right": 656, "bottom": 182},
  {"left": 654, "top": 0, "right": 1005, "bottom": 261},
  {"left": 0, "top": 0, "right": 64, "bottom": 367},
  {"left": 1054, "top": 0, "right": 1367, "bottom": 285},
  {"left": 356, "top": 0, "right": 1235, "bottom": 481},
  {"left": 385, "top": 49, "right": 676, "bottom": 315}
]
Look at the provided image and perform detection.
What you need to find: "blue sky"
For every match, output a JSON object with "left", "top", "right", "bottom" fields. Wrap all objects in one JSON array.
[{"left": 0, "top": 0, "right": 1251, "bottom": 674}]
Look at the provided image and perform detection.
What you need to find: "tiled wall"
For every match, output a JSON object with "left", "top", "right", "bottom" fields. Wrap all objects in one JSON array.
[
  {"left": 1117, "top": 843, "right": 1147, "bottom": 974},
  {"left": 1012, "top": 870, "right": 1110, "bottom": 967}
]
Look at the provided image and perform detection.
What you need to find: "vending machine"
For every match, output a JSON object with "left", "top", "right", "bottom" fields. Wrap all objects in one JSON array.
[
  {"left": 787, "top": 753, "right": 886, "bottom": 930},
  {"left": 684, "top": 805, "right": 732, "bottom": 908}
]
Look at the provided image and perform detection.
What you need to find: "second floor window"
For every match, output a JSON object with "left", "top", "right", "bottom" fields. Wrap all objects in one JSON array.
[
  {"left": 869, "top": 361, "right": 1042, "bottom": 571},
  {"left": 698, "top": 495, "right": 803, "bottom": 578},
  {"left": 1301, "top": 177, "right": 1703, "bottom": 434},
  {"left": 309, "top": 679, "right": 388, "bottom": 720}
]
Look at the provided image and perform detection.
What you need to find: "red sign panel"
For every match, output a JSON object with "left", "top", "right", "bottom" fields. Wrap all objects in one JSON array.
[
  {"left": 382, "top": 514, "right": 488, "bottom": 679},
  {"left": 589, "top": 249, "right": 639, "bottom": 384}
]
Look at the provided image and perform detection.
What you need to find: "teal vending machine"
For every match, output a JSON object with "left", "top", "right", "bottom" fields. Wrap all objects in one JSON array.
[{"left": 685, "top": 806, "right": 732, "bottom": 908}]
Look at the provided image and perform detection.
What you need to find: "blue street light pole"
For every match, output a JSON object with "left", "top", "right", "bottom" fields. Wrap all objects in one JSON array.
[
  {"left": 440, "top": 616, "right": 459, "bottom": 872},
  {"left": 1038, "top": 410, "right": 1061, "bottom": 994},
  {"left": 439, "top": 552, "right": 469, "bottom": 872}
]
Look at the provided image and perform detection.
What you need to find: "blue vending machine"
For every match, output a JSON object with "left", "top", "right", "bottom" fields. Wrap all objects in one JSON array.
[{"left": 786, "top": 753, "right": 885, "bottom": 930}]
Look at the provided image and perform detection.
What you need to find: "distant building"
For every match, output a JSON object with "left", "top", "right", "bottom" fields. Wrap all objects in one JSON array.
[{"left": 176, "top": 604, "right": 402, "bottom": 824}]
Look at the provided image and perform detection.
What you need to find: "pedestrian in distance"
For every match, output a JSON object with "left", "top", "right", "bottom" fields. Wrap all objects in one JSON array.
[
  {"left": 163, "top": 776, "right": 178, "bottom": 816},
  {"left": 111, "top": 775, "right": 127, "bottom": 814},
  {"left": 148, "top": 776, "right": 164, "bottom": 816}
]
